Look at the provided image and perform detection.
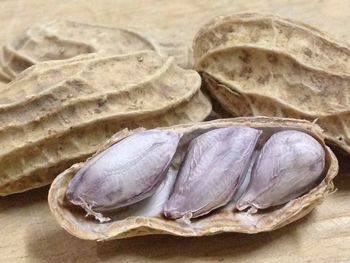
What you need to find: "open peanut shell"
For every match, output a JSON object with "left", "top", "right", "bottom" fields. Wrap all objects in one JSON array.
[{"left": 48, "top": 117, "right": 338, "bottom": 241}]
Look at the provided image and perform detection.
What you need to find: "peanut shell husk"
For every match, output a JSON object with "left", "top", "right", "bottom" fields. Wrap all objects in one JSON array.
[
  {"left": 0, "top": 20, "right": 160, "bottom": 82},
  {"left": 0, "top": 51, "right": 211, "bottom": 196},
  {"left": 193, "top": 13, "right": 350, "bottom": 155}
]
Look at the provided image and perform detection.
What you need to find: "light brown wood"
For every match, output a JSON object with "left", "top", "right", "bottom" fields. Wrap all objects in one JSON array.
[{"left": 0, "top": 0, "right": 350, "bottom": 262}]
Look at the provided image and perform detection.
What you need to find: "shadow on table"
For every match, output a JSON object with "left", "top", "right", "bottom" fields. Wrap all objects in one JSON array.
[
  {"left": 24, "top": 212, "right": 314, "bottom": 263},
  {"left": 0, "top": 185, "right": 49, "bottom": 211},
  {"left": 96, "top": 215, "right": 311, "bottom": 262},
  {"left": 333, "top": 148, "right": 350, "bottom": 190}
]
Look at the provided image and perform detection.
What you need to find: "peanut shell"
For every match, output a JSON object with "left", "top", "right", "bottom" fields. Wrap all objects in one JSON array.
[
  {"left": 48, "top": 117, "right": 338, "bottom": 241},
  {"left": 194, "top": 13, "right": 350, "bottom": 75},
  {"left": 193, "top": 13, "right": 350, "bottom": 154},
  {"left": 0, "top": 51, "right": 211, "bottom": 196},
  {"left": 0, "top": 20, "right": 160, "bottom": 82}
]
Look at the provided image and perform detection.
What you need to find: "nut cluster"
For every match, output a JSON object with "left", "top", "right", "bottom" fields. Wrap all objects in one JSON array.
[
  {"left": 66, "top": 126, "right": 325, "bottom": 223},
  {"left": 0, "top": 13, "right": 344, "bottom": 241}
]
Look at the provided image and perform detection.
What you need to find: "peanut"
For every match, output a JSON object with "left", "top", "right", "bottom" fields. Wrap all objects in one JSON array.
[
  {"left": 66, "top": 129, "right": 182, "bottom": 223},
  {"left": 237, "top": 130, "right": 325, "bottom": 212},
  {"left": 164, "top": 126, "right": 261, "bottom": 219}
]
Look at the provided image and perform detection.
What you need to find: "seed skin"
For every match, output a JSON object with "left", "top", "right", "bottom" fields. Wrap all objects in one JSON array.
[
  {"left": 66, "top": 129, "right": 182, "bottom": 222},
  {"left": 164, "top": 126, "right": 262, "bottom": 220},
  {"left": 237, "top": 130, "right": 325, "bottom": 212}
]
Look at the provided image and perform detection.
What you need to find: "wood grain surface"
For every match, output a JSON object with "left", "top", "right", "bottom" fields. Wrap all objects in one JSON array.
[{"left": 0, "top": 0, "right": 350, "bottom": 262}]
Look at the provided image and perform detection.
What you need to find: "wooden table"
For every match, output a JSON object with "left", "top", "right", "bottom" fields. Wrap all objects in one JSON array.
[{"left": 1, "top": 0, "right": 350, "bottom": 262}]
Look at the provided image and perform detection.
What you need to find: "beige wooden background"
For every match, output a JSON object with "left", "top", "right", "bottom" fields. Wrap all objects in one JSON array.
[{"left": 0, "top": 0, "right": 350, "bottom": 262}]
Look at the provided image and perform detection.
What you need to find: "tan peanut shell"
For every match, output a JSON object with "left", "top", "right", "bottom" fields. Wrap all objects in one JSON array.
[
  {"left": 193, "top": 13, "right": 350, "bottom": 154},
  {"left": 48, "top": 117, "right": 338, "bottom": 241},
  {"left": 193, "top": 13, "right": 350, "bottom": 75},
  {"left": 0, "top": 51, "right": 211, "bottom": 196},
  {"left": 0, "top": 20, "right": 160, "bottom": 82}
]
